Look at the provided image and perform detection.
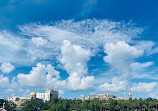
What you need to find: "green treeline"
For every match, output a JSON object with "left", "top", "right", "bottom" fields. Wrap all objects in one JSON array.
[
  {"left": 19, "top": 98, "right": 158, "bottom": 111},
  {"left": 0, "top": 99, "right": 16, "bottom": 111},
  {"left": 0, "top": 98, "right": 158, "bottom": 111}
]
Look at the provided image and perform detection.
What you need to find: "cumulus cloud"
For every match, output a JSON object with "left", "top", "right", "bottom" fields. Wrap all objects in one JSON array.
[
  {"left": 60, "top": 40, "right": 94, "bottom": 90},
  {"left": 4, "top": 77, "right": 31, "bottom": 97},
  {"left": 97, "top": 41, "right": 143, "bottom": 93},
  {"left": 17, "top": 63, "right": 66, "bottom": 90},
  {"left": 0, "top": 75, "right": 9, "bottom": 88},
  {"left": 0, "top": 62, "right": 15, "bottom": 74},
  {"left": 60, "top": 40, "right": 91, "bottom": 76},
  {"left": 131, "top": 82, "right": 157, "bottom": 92},
  {"left": 16, "top": 40, "right": 95, "bottom": 91},
  {"left": 104, "top": 41, "right": 143, "bottom": 82},
  {"left": 0, "top": 74, "right": 31, "bottom": 98},
  {"left": 98, "top": 81, "right": 125, "bottom": 92}
]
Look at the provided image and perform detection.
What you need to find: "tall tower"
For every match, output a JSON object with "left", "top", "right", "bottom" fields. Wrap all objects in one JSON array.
[{"left": 129, "top": 90, "right": 132, "bottom": 98}]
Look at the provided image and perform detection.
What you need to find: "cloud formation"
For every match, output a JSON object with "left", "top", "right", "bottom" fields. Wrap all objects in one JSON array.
[
  {"left": 0, "top": 31, "right": 29, "bottom": 65},
  {"left": 17, "top": 40, "right": 95, "bottom": 91},
  {"left": 104, "top": 41, "right": 143, "bottom": 82},
  {"left": 0, "top": 19, "right": 143, "bottom": 66},
  {"left": 97, "top": 41, "right": 144, "bottom": 93},
  {"left": 60, "top": 40, "right": 94, "bottom": 90},
  {"left": 0, "top": 62, "right": 15, "bottom": 74},
  {"left": 18, "top": 19, "right": 142, "bottom": 62},
  {"left": 97, "top": 81, "right": 125, "bottom": 92},
  {"left": 0, "top": 19, "right": 157, "bottom": 98},
  {"left": 131, "top": 82, "right": 157, "bottom": 92},
  {"left": 17, "top": 63, "right": 66, "bottom": 90},
  {"left": 0, "top": 75, "right": 9, "bottom": 88}
]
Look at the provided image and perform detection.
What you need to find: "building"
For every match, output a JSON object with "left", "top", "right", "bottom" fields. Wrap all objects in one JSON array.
[
  {"left": 78, "top": 91, "right": 116, "bottom": 101},
  {"left": 8, "top": 89, "right": 58, "bottom": 106},
  {"left": 78, "top": 90, "right": 132, "bottom": 101},
  {"left": 88, "top": 94, "right": 116, "bottom": 100},
  {"left": 88, "top": 91, "right": 116, "bottom": 100},
  {"left": 8, "top": 96, "right": 31, "bottom": 106},
  {"left": 30, "top": 91, "right": 36, "bottom": 99},
  {"left": 36, "top": 89, "right": 58, "bottom": 102}
]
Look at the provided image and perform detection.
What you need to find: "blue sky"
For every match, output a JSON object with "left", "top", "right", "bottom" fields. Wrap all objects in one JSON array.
[{"left": 0, "top": 0, "right": 158, "bottom": 99}]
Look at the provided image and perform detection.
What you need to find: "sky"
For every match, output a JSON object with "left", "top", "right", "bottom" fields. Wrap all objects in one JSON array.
[{"left": 0, "top": 0, "right": 158, "bottom": 99}]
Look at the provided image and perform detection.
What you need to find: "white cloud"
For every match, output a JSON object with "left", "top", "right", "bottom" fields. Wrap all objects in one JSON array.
[
  {"left": 131, "top": 62, "right": 154, "bottom": 69},
  {"left": 0, "top": 62, "right": 15, "bottom": 74},
  {"left": 97, "top": 81, "right": 125, "bottom": 92},
  {"left": 4, "top": 77, "right": 31, "bottom": 97},
  {"left": 0, "top": 75, "right": 31, "bottom": 98},
  {"left": 98, "top": 41, "right": 144, "bottom": 93},
  {"left": 31, "top": 37, "right": 48, "bottom": 46},
  {"left": 17, "top": 63, "right": 66, "bottom": 90},
  {"left": 60, "top": 40, "right": 94, "bottom": 90},
  {"left": 0, "top": 19, "right": 143, "bottom": 66},
  {"left": 0, "top": 19, "right": 156, "bottom": 97},
  {"left": 104, "top": 41, "right": 143, "bottom": 82},
  {"left": 67, "top": 73, "right": 94, "bottom": 91},
  {"left": 0, "top": 75, "right": 9, "bottom": 88},
  {"left": 60, "top": 40, "right": 91, "bottom": 76},
  {"left": 0, "top": 19, "right": 144, "bottom": 66},
  {"left": 0, "top": 31, "right": 29, "bottom": 65},
  {"left": 131, "top": 82, "right": 157, "bottom": 92},
  {"left": 19, "top": 19, "right": 143, "bottom": 59},
  {"left": 131, "top": 62, "right": 155, "bottom": 79},
  {"left": 135, "top": 40, "right": 158, "bottom": 55}
]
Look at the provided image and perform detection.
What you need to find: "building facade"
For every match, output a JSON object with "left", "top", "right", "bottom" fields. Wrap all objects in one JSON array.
[
  {"left": 36, "top": 89, "right": 58, "bottom": 102},
  {"left": 78, "top": 91, "right": 132, "bottom": 101},
  {"left": 8, "top": 89, "right": 58, "bottom": 106},
  {"left": 8, "top": 96, "right": 31, "bottom": 106}
]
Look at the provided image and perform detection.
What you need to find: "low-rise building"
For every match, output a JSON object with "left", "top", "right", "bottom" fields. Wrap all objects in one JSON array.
[
  {"left": 78, "top": 90, "right": 132, "bottom": 101},
  {"left": 8, "top": 89, "right": 58, "bottom": 106},
  {"left": 8, "top": 96, "right": 30, "bottom": 106}
]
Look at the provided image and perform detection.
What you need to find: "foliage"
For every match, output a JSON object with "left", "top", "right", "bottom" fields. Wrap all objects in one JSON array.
[
  {"left": 20, "top": 97, "right": 158, "bottom": 111},
  {"left": 20, "top": 98, "right": 46, "bottom": 111},
  {"left": 0, "top": 99, "right": 16, "bottom": 111}
]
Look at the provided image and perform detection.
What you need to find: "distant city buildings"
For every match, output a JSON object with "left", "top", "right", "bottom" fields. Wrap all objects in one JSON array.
[
  {"left": 78, "top": 90, "right": 132, "bottom": 101},
  {"left": 7, "top": 88, "right": 132, "bottom": 106},
  {"left": 8, "top": 89, "right": 58, "bottom": 106}
]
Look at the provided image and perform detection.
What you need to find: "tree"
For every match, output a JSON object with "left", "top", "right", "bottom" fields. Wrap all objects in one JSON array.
[
  {"left": 21, "top": 99, "right": 44, "bottom": 111},
  {"left": 0, "top": 99, "right": 16, "bottom": 111}
]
